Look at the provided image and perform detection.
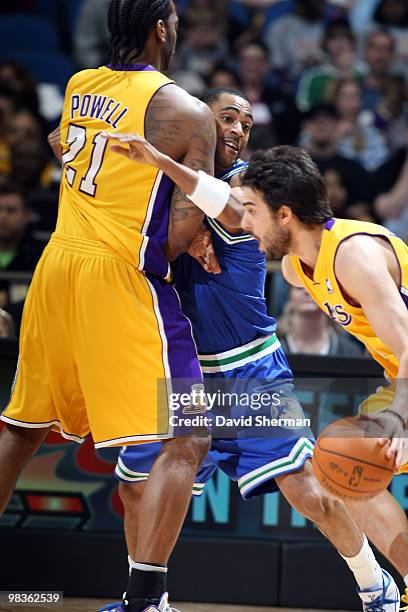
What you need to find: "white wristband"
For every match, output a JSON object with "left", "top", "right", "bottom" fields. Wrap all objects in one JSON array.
[{"left": 188, "top": 170, "right": 231, "bottom": 218}]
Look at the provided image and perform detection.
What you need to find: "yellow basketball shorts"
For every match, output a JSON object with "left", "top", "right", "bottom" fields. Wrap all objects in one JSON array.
[
  {"left": 359, "top": 379, "right": 408, "bottom": 475},
  {"left": 1, "top": 234, "right": 202, "bottom": 448}
]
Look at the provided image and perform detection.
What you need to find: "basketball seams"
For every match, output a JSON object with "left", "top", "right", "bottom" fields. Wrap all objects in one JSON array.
[
  {"left": 315, "top": 438, "right": 395, "bottom": 473},
  {"left": 312, "top": 452, "right": 386, "bottom": 498}
]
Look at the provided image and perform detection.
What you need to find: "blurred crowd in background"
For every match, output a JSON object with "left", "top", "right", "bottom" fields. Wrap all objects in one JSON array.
[{"left": 0, "top": 0, "right": 407, "bottom": 358}]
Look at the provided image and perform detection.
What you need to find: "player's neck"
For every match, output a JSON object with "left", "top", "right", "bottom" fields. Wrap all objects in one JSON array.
[
  {"left": 289, "top": 224, "right": 325, "bottom": 272},
  {"left": 124, "top": 51, "right": 162, "bottom": 72}
]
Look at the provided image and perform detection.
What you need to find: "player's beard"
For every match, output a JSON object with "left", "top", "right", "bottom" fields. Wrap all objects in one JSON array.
[
  {"left": 262, "top": 225, "right": 291, "bottom": 260},
  {"left": 162, "top": 33, "right": 176, "bottom": 72}
]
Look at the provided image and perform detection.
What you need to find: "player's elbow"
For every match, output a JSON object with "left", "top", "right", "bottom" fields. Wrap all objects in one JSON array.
[{"left": 166, "top": 236, "right": 194, "bottom": 261}]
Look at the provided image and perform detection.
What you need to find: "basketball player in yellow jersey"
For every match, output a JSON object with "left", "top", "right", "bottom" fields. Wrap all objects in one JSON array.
[
  {"left": 237, "top": 147, "right": 408, "bottom": 604},
  {"left": 100, "top": 136, "right": 408, "bottom": 607},
  {"left": 0, "top": 2, "right": 219, "bottom": 611}
]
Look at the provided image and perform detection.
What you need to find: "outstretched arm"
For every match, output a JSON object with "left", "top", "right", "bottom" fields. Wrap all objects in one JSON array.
[
  {"left": 102, "top": 128, "right": 245, "bottom": 250},
  {"left": 335, "top": 236, "right": 408, "bottom": 465}
]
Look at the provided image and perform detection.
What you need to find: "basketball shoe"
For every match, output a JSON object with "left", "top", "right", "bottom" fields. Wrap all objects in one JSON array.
[
  {"left": 98, "top": 592, "right": 179, "bottom": 612},
  {"left": 358, "top": 569, "right": 400, "bottom": 612}
]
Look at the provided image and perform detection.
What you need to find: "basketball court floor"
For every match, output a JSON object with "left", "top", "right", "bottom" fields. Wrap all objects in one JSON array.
[{"left": 0, "top": 603, "right": 352, "bottom": 612}]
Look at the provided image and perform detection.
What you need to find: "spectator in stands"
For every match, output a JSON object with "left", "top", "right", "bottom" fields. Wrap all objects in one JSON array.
[
  {"left": 301, "top": 103, "right": 372, "bottom": 208},
  {"left": 264, "top": 0, "right": 326, "bottom": 81},
  {"left": 361, "top": 30, "right": 397, "bottom": 111},
  {"left": 333, "top": 77, "right": 390, "bottom": 170},
  {"left": 207, "top": 63, "right": 242, "bottom": 90},
  {"left": 238, "top": 41, "right": 300, "bottom": 149},
  {"left": 0, "top": 181, "right": 44, "bottom": 309},
  {"left": 297, "top": 18, "right": 362, "bottom": 112},
  {"left": 8, "top": 109, "right": 60, "bottom": 192},
  {"left": 176, "top": 12, "right": 227, "bottom": 79},
  {"left": 375, "top": 149, "right": 408, "bottom": 240},
  {"left": 0, "top": 61, "right": 38, "bottom": 114},
  {"left": 0, "top": 84, "right": 16, "bottom": 176},
  {"left": 73, "top": 0, "right": 110, "bottom": 69},
  {"left": 278, "top": 286, "right": 364, "bottom": 356},
  {"left": 373, "top": 0, "right": 408, "bottom": 76},
  {"left": 370, "top": 74, "right": 408, "bottom": 152},
  {"left": 0, "top": 308, "right": 15, "bottom": 338}
]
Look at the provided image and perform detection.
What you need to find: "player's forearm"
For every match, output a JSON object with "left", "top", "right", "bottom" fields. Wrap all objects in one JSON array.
[
  {"left": 159, "top": 155, "right": 201, "bottom": 198},
  {"left": 216, "top": 188, "right": 245, "bottom": 229}
]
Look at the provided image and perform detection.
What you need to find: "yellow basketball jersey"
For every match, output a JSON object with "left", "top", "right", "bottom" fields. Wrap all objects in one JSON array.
[
  {"left": 290, "top": 218, "right": 408, "bottom": 378},
  {"left": 57, "top": 64, "right": 174, "bottom": 278}
]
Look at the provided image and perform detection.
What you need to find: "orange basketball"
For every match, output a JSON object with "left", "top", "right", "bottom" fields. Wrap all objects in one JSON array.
[{"left": 312, "top": 416, "right": 396, "bottom": 501}]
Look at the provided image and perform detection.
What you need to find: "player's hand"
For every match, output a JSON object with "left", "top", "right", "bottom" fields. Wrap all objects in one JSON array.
[
  {"left": 48, "top": 127, "right": 62, "bottom": 162},
  {"left": 101, "top": 132, "right": 164, "bottom": 168},
  {"left": 188, "top": 227, "right": 221, "bottom": 274},
  {"left": 360, "top": 410, "right": 405, "bottom": 469}
]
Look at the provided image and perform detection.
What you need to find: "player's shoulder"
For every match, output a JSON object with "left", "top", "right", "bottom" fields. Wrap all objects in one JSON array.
[
  {"left": 65, "top": 68, "right": 100, "bottom": 92},
  {"left": 335, "top": 234, "right": 386, "bottom": 278},
  {"left": 152, "top": 83, "right": 212, "bottom": 121}
]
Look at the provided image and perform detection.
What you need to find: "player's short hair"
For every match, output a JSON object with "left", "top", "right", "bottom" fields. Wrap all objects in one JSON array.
[
  {"left": 108, "top": 0, "right": 172, "bottom": 65},
  {"left": 201, "top": 87, "right": 250, "bottom": 107},
  {"left": 242, "top": 146, "right": 333, "bottom": 225}
]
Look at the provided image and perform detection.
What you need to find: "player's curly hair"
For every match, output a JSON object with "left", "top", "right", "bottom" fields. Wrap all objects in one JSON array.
[
  {"left": 242, "top": 146, "right": 333, "bottom": 225},
  {"left": 108, "top": 0, "right": 172, "bottom": 66}
]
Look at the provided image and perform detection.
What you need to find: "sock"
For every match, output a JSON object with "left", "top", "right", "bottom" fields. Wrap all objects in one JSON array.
[
  {"left": 125, "top": 561, "right": 168, "bottom": 611},
  {"left": 340, "top": 536, "right": 383, "bottom": 591},
  {"left": 404, "top": 575, "right": 408, "bottom": 588}
]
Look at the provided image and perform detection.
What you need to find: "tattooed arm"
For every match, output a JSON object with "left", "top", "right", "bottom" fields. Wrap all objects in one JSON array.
[{"left": 144, "top": 85, "right": 217, "bottom": 261}]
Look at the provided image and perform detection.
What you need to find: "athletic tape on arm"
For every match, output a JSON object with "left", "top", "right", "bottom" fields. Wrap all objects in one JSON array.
[{"left": 188, "top": 170, "right": 231, "bottom": 218}]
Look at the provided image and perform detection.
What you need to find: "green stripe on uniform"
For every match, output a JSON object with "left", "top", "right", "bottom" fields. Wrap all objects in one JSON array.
[
  {"left": 239, "top": 439, "right": 314, "bottom": 489},
  {"left": 117, "top": 463, "right": 147, "bottom": 481},
  {"left": 199, "top": 334, "right": 278, "bottom": 368}
]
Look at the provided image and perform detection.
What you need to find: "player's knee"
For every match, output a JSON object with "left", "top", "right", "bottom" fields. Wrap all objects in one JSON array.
[
  {"left": 300, "top": 488, "right": 344, "bottom": 524},
  {"left": 119, "top": 482, "right": 144, "bottom": 511},
  {"left": 1, "top": 424, "right": 47, "bottom": 460},
  {"left": 162, "top": 435, "right": 210, "bottom": 469}
]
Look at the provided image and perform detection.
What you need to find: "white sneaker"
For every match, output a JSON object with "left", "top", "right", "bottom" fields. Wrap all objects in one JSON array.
[
  {"left": 143, "top": 593, "right": 180, "bottom": 612},
  {"left": 358, "top": 570, "right": 400, "bottom": 612}
]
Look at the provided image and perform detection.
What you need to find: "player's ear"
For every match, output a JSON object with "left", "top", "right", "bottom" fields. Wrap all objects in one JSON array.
[
  {"left": 278, "top": 205, "right": 293, "bottom": 225},
  {"left": 156, "top": 20, "right": 167, "bottom": 44}
]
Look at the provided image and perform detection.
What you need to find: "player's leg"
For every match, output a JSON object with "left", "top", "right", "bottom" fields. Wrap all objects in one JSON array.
[
  {"left": 98, "top": 442, "right": 213, "bottom": 612},
  {"left": 346, "top": 490, "right": 408, "bottom": 589},
  {"left": 78, "top": 262, "right": 210, "bottom": 612},
  {"left": 116, "top": 441, "right": 212, "bottom": 561},
  {"left": 277, "top": 461, "right": 400, "bottom": 610},
  {"left": 0, "top": 424, "right": 50, "bottom": 514},
  {"left": 119, "top": 481, "right": 145, "bottom": 558},
  {"left": 0, "top": 244, "right": 90, "bottom": 516}
]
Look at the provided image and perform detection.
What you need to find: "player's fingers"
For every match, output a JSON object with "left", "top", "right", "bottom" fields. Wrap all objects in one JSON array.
[
  {"left": 387, "top": 437, "right": 403, "bottom": 467},
  {"left": 101, "top": 131, "right": 123, "bottom": 140},
  {"left": 196, "top": 256, "right": 207, "bottom": 271},
  {"left": 377, "top": 437, "right": 388, "bottom": 447},
  {"left": 103, "top": 132, "right": 141, "bottom": 143},
  {"left": 205, "top": 243, "right": 221, "bottom": 274},
  {"left": 110, "top": 145, "right": 131, "bottom": 158}
]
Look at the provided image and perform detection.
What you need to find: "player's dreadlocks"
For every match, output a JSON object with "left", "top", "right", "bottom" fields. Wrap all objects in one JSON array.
[{"left": 108, "top": 0, "right": 172, "bottom": 66}]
